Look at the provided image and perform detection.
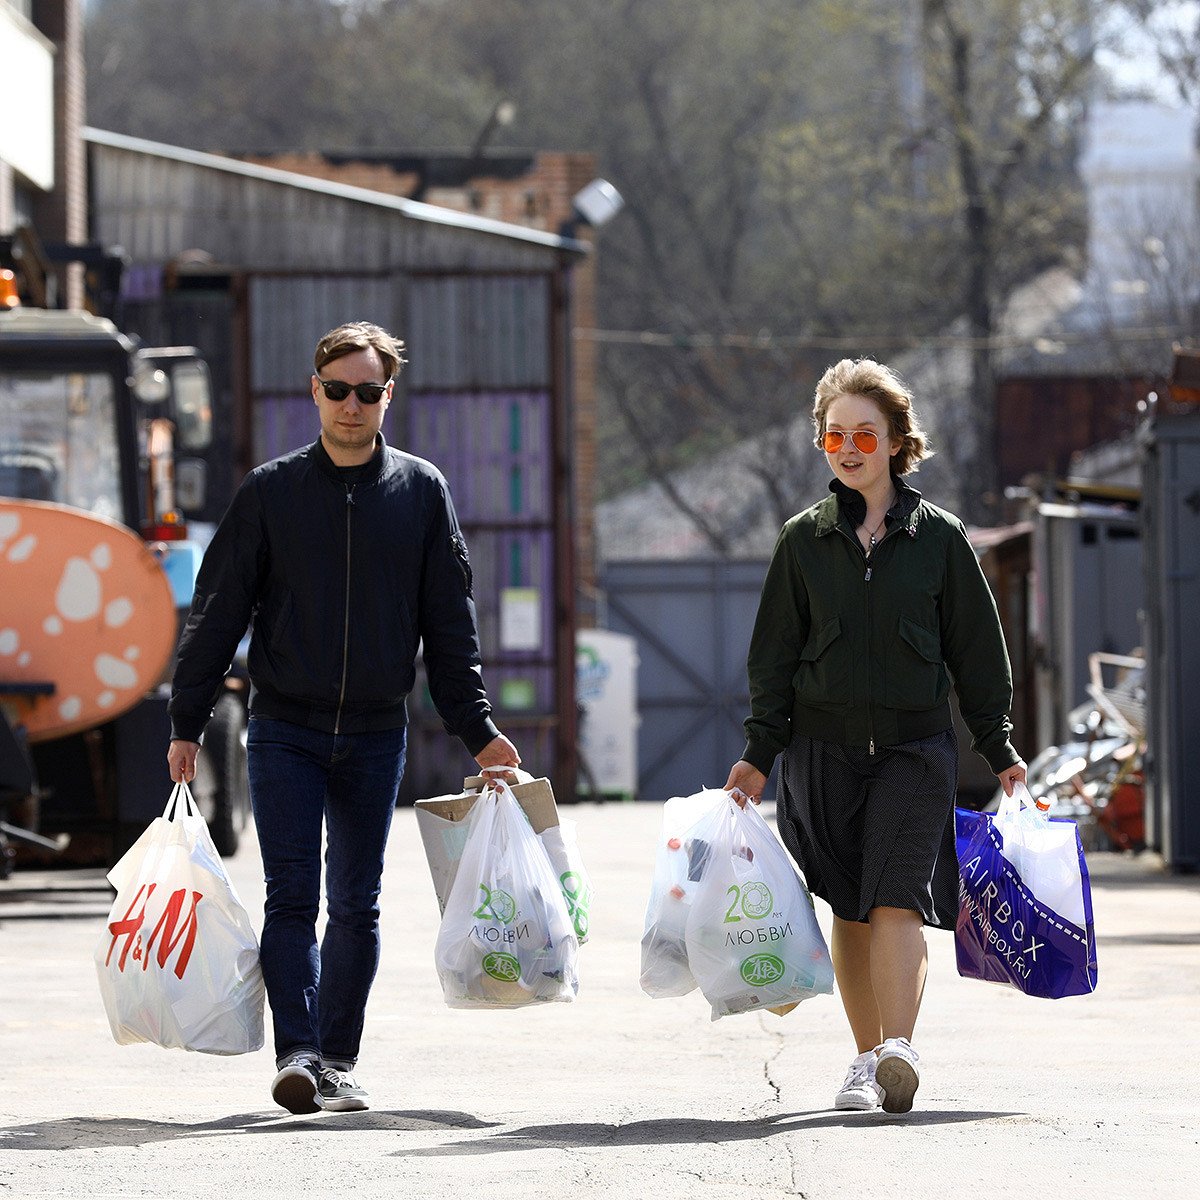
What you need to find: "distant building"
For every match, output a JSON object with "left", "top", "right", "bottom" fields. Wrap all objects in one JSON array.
[
  {"left": 234, "top": 148, "right": 605, "bottom": 614},
  {"left": 0, "top": 0, "right": 86, "bottom": 307}
]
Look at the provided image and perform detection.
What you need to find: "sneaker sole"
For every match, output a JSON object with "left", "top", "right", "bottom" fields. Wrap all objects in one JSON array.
[
  {"left": 272, "top": 1068, "right": 321, "bottom": 1115},
  {"left": 834, "top": 1093, "right": 881, "bottom": 1112},
  {"left": 875, "top": 1056, "right": 919, "bottom": 1114},
  {"left": 319, "top": 1094, "right": 369, "bottom": 1113}
]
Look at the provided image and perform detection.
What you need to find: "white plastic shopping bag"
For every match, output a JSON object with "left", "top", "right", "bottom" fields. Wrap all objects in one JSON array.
[
  {"left": 640, "top": 788, "right": 728, "bottom": 998},
  {"left": 992, "top": 783, "right": 1087, "bottom": 927},
  {"left": 94, "top": 781, "right": 265, "bottom": 1054},
  {"left": 537, "top": 818, "right": 594, "bottom": 943},
  {"left": 433, "top": 778, "right": 579, "bottom": 1009},
  {"left": 684, "top": 792, "right": 835, "bottom": 1021},
  {"left": 415, "top": 767, "right": 594, "bottom": 943}
]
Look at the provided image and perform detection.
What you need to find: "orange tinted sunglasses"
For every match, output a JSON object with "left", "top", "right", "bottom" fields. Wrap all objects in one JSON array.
[{"left": 821, "top": 429, "right": 879, "bottom": 454}]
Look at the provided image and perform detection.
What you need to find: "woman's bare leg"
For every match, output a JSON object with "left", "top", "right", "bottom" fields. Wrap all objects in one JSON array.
[
  {"left": 867, "top": 905, "right": 927, "bottom": 1041},
  {"left": 831, "top": 915, "right": 882, "bottom": 1052}
]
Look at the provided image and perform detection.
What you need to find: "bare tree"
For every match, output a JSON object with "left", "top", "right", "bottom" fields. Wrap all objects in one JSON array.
[
  {"left": 1114, "top": 1, "right": 1200, "bottom": 103},
  {"left": 918, "top": 0, "right": 1097, "bottom": 523},
  {"left": 84, "top": 0, "right": 1104, "bottom": 545}
]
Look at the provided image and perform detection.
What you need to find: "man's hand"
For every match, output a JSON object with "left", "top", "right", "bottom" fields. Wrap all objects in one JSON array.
[
  {"left": 474, "top": 734, "right": 521, "bottom": 778},
  {"left": 168, "top": 739, "right": 201, "bottom": 783}
]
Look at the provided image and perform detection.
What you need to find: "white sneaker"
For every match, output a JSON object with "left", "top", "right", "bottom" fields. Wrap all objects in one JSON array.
[
  {"left": 834, "top": 1050, "right": 882, "bottom": 1111},
  {"left": 874, "top": 1037, "right": 920, "bottom": 1114}
]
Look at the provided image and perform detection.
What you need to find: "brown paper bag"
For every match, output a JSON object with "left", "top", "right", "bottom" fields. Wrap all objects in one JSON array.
[{"left": 415, "top": 772, "right": 560, "bottom": 913}]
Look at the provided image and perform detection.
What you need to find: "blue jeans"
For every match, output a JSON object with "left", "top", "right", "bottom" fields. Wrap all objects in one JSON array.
[{"left": 246, "top": 716, "right": 406, "bottom": 1067}]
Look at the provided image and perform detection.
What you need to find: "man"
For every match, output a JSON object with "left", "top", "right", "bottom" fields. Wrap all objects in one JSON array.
[{"left": 167, "top": 321, "right": 519, "bottom": 1114}]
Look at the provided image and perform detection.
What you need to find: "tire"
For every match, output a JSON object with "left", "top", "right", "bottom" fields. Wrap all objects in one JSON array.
[{"left": 194, "top": 693, "right": 250, "bottom": 857}]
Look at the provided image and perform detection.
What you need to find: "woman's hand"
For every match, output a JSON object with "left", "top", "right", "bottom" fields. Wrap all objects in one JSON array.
[
  {"left": 724, "top": 760, "right": 767, "bottom": 808},
  {"left": 997, "top": 760, "right": 1028, "bottom": 797}
]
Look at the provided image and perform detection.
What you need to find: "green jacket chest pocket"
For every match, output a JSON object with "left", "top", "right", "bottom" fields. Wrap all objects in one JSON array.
[
  {"left": 884, "top": 616, "right": 948, "bottom": 711},
  {"left": 792, "top": 615, "right": 852, "bottom": 711}
]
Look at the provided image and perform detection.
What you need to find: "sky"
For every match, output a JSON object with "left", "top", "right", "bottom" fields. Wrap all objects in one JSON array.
[{"left": 1097, "top": 1, "right": 1200, "bottom": 102}]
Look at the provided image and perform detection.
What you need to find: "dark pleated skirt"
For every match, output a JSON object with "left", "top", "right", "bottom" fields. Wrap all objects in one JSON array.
[{"left": 777, "top": 729, "right": 961, "bottom": 928}]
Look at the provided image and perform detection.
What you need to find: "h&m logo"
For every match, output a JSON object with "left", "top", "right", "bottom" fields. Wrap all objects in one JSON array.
[{"left": 105, "top": 883, "right": 203, "bottom": 980}]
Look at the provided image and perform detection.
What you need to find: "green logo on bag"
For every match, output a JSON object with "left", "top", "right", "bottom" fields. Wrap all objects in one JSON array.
[
  {"left": 740, "top": 882, "right": 773, "bottom": 919},
  {"left": 473, "top": 884, "right": 517, "bottom": 924},
  {"left": 482, "top": 951, "right": 521, "bottom": 982},
  {"left": 740, "top": 953, "right": 785, "bottom": 986}
]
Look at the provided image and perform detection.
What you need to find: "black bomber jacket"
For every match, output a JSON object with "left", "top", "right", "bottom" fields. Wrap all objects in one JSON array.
[{"left": 168, "top": 436, "right": 500, "bottom": 755}]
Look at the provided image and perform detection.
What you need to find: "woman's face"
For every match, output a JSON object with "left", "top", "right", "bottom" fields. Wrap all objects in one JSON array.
[{"left": 822, "top": 392, "right": 900, "bottom": 494}]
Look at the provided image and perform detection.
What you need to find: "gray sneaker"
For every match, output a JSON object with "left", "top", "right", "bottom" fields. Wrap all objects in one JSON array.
[
  {"left": 270, "top": 1055, "right": 320, "bottom": 1114},
  {"left": 318, "top": 1065, "right": 369, "bottom": 1112}
]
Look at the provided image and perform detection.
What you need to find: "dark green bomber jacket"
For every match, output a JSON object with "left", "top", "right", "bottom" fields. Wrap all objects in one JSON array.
[{"left": 741, "top": 478, "right": 1020, "bottom": 778}]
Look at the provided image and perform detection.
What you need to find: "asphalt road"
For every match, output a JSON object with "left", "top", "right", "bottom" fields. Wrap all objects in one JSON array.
[{"left": 1, "top": 799, "right": 1198, "bottom": 1199}]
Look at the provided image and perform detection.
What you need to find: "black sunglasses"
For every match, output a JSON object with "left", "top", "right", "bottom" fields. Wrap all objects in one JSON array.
[{"left": 315, "top": 375, "right": 389, "bottom": 405}]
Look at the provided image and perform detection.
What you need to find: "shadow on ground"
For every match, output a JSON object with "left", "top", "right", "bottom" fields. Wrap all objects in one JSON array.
[
  {"left": 0, "top": 1109, "right": 498, "bottom": 1149},
  {"left": 392, "top": 1109, "right": 1027, "bottom": 1157},
  {"left": 0, "top": 1106, "right": 1027, "bottom": 1155}
]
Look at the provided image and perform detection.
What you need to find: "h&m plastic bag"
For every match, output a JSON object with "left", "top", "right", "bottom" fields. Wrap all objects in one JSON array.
[
  {"left": 955, "top": 783, "right": 1098, "bottom": 999},
  {"left": 94, "top": 781, "right": 265, "bottom": 1054},
  {"left": 684, "top": 792, "right": 835, "bottom": 1020},
  {"left": 433, "top": 778, "right": 579, "bottom": 1009}
]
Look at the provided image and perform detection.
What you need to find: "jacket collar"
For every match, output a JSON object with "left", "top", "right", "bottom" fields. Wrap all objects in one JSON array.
[
  {"left": 311, "top": 433, "right": 388, "bottom": 483},
  {"left": 814, "top": 475, "right": 923, "bottom": 538}
]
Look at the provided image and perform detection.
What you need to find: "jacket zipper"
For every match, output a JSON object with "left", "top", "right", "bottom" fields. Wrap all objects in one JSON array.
[
  {"left": 839, "top": 522, "right": 891, "bottom": 755},
  {"left": 865, "top": 550, "right": 876, "bottom": 755},
  {"left": 334, "top": 486, "right": 355, "bottom": 734}
]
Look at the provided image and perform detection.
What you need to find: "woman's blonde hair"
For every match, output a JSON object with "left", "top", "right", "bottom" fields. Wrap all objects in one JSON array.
[{"left": 812, "top": 358, "right": 931, "bottom": 476}]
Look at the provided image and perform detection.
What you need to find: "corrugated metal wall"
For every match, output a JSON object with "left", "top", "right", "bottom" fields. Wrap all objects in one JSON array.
[
  {"left": 407, "top": 275, "right": 551, "bottom": 390},
  {"left": 89, "top": 140, "right": 564, "bottom": 274},
  {"left": 248, "top": 274, "right": 403, "bottom": 462},
  {"left": 1141, "top": 410, "right": 1200, "bottom": 869},
  {"left": 250, "top": 275, "right": 399, "bottom": 390},
  {"left": 400, "top": 273, "right": 560, "bottom": 798}
]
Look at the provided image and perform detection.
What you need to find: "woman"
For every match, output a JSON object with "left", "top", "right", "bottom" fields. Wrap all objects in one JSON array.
[{"left": 724, "top": 358, "right": 1025, "bottom": 1115}]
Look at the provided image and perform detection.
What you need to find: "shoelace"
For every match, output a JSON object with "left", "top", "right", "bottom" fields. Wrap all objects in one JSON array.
[
  {"left": 843, "top": 1054, "right": 876, "bottom": 1089},
  {"left": 321, "top": 1068, "right": 357, "bottom": 1088}
]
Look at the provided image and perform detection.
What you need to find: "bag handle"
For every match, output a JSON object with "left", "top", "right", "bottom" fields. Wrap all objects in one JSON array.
[
  {"left": 163, "top": 779, "right": 201, "bottom": 822},
  {"left": 998, "top": 780, "right": 1049, "bottom": 819}
]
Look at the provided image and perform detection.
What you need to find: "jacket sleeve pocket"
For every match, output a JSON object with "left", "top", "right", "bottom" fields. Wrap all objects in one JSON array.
[{"left": 450, "top": 531, "right": 473, "bottom": 597}]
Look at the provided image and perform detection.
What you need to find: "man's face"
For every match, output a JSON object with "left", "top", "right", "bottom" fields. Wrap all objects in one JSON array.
[{"left": 311, "top": 346, "right": 393, "bottom": 464}]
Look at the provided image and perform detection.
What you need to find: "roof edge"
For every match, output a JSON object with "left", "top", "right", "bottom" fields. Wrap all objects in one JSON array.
[{"left": 83, "top": 127, "right": 590, "bottom": 256}]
